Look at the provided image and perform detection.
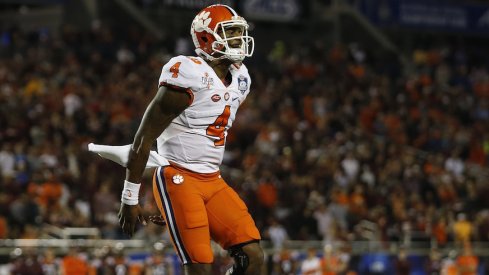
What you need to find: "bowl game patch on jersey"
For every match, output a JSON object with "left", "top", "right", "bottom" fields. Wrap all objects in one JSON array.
[{"left": 238, "top": 75, "right": 248, "bottom": 94}]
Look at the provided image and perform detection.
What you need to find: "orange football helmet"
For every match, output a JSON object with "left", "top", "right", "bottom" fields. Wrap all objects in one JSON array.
[{"left": 191, "top": 4, "right": 254, "bottom": 62}]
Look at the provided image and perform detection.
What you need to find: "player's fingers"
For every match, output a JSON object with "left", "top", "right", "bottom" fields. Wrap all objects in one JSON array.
[
  {"left": 120, "top": 217, "right": 132, "bottom": 236},
  {"left": 120, "top": 218, "right": 127, "bottom": 234},
  {"left": 129, "top": 221, "right": 136, "bottom": 237},
  {"left": 149, "top": 215, "right": 163, "bottom": 220},
  {"left": 118, "top": 215, "right": 124, "bottom": 228},
  {"left": 136, "top": 205, "right": 148, "bottom": 226},
  {"left": 149, "top": 215, "right": 166, "bottom": 226},
  {"left": 124, "top": 221, "right": 132, "bottom": 236},
  {"left": 138, "top": 214, "right": 148, "bottom": 226}
]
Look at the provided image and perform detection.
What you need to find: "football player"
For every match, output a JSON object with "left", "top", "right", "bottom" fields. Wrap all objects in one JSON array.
[{"left": 117, "top": 4, "right": 263, "bottom": 275}]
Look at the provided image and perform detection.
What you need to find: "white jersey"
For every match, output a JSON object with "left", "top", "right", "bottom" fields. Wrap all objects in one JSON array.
[
  {"left": 300, "top": 257, "right": 322, "bottom": 275},
  {"left": 157, "top": 55, "right": 251, "bottom": 173}
]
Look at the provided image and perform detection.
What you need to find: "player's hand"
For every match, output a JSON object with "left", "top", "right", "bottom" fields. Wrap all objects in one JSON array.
[
  {"left": 149, "top": 215, "right": 166, "bottom": 226},
  {"left": 118, "top": 203, "right": 147, "bottom": 237}
]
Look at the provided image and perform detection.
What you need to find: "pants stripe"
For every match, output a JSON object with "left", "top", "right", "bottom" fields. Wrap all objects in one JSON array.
[{"left": 155, "top": 166, "right": 191, "bottom": 264}]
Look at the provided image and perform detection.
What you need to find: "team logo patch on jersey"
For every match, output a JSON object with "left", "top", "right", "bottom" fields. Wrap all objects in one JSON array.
[
  {"left": 238, "top": 75, "right": 248, "bottom": 94},
  {"left": 201, "top": 72, "right": 214, "bottom": 89},
  {"left": 172, "top": 174, "right": 184, "bottom": 184},
  {"left": 211, "top": 94, "right": 221, "bottom": 102},
  {"left": 224, "top": 92, "right": 230, "bottom": 101}
]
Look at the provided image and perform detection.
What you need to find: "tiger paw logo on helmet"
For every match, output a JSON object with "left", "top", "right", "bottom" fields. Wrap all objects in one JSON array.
[{"left": 194, "top": 11, "right": 212, "bottom": 32}]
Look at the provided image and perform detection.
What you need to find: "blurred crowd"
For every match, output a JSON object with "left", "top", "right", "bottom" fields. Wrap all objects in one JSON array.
[
  {"left": 1, "top": 19, "right": 489, "bottom": 266},
  {"left": 248, "top": 38, "right": 489, "bottom": 247},
  {"left": 3, "top": 245, "right": 178, "bottom": 275}
]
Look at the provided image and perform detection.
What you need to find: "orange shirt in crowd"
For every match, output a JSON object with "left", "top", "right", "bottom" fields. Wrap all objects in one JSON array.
[
  {"left": 349, "top": 64, "right": 365, "bottom": 79},
  {"left": 349, "top": 193, "right": 366, "bottom": 216},
  {"left": 468, "top": 142, "right": 486, "bottom": 166},
  {"left": 303, "top": 95, "right": 316, "bottom": 125},
  {"left": 334, "top": 191, "right": 349, "bottom": 206},
  {"left": 39, "top": 181, "right": 63, "bottom": 207},
  {"left": 257, "top": 182, "right": 277, "bottom": 209},
  {"left": 62, "top": 255, "right": 89, "bottom": 275},
  {"left": 322, "top": 256, "right": 340, "bottom": 275},
  {"left": 432, "top": 221, "right": 448, "bottom": 246},
  {"left": 474, "top": 81, "right": 489, "bottom": 98},
  {"left": 442, "top": 261, "right": 458, "bottom": 275},
  {"left": 0, "top": 216, "right": 7, "bottom": 238},
  {"left": 359, "top": 105, "right": 377, "bottom": 131},
  {"left": 457, "top": 255, "right": 479, "bottom": 275}
]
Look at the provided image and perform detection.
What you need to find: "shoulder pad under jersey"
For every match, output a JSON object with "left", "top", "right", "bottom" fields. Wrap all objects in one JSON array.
[{"left": 158, "top": 55, "right": 205, "bottom": 91}]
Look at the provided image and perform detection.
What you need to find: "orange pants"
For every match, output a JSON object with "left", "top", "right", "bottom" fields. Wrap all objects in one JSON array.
[{"left": 152, "top": 164, "right": 260, "bottom": 264}]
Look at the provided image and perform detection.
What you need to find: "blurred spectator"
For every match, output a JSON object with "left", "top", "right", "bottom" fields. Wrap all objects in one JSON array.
[
  {"left": 453, "top": 213, "right": 473, "bottom": 246},
  {"left": 327, "top": 188, "right": 348, "bottom": 231},
  {"left": 144, "top": 243, "right": 175, "bottom": 275},
  {"left": 456, "top": 244, "right": 479, "bottom": 275},
  {"left": 0, "top": 214, "right": 8, "bottom": 239},
  {"left": 60, "top": 248, "right": 89, "bottom": 275},
  {"left": 39, "top": 249, "right": 60, "bottom": 275},
  {"left": 313, "top": 203, "right": 335, "bottom": 242},
  {"left": 106, "top": 247, "right": 130, "bottom": 275},
  {"left": 93, "top": 181, "right": 118, "bottom": 224},
  {"left": 36, "top": 170, "right": 64, "bottom": 213},
  {"left": 20, "top": 224, "right": 40, "bottom": 239},
  {"left": 134, "top": 222, "right": 170, "bottom": 244},
  {"left": 9, "top": 194, "right": 41, "bottom": 235},
  {"left": 321, "top": 244, "right": 347, "bottom": 275},
  {"left": 445, "top": 150, "right": 465, "bottom": 179},
  {"left": 256, "top": 177, "right": 278, "bottom": 218},
  {"left": 394, "top": 248, "right": 411, "bottom": 275},
  {"left": 264, "top": 217, "right": 289, "bottom": 251},
  {"left": 441, "top": 250, "right": 458, "bottom": 275},
  {"left": 348, "top": 184, "right": 367, "bottom": 225},
  {"left": 9, "top": 249, "right": 43, "bottom": 275},
  {"left": 425, "top": 248, "right": 442, "bottom": 275},
  {"left": 0, "top": 143, "right": 15, "bottom": 179},
  {"left": 475, "top": 211, "right": 489, "bottom": 242},
  {"left": 432, "top": 217, "right": 448, "bottom": 247},
  {"left": 63, "top": 92, "right": 82, "bottom": 118},
  {"left": 271, "top": 249, "right": 298, "bottom": 275},
  {"left": 300, "top": 248, "right": 322, "bottom": 275}
]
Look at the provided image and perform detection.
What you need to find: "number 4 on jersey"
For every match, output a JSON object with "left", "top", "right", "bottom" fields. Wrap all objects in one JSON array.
[
  {"left": 206, "top": 106, "right": 231, "bottom": 146},
  {"left": 170, "top": 62, "right": 181, "bottom": 78}
]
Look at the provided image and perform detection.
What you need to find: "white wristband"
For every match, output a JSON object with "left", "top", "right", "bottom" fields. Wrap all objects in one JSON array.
[{"left": 121, "top": 180, "right": 140, "bottom": 205}]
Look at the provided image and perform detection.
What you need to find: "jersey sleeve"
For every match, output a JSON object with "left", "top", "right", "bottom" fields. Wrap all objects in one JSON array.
[{"left": 158, "top": 56, "right": 202, "bottom": 102}]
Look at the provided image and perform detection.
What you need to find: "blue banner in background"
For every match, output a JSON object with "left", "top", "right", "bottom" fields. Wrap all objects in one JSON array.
[
  {"left": 241, "top": 0, "right": 302, "bottom": 22},
  {"left": 358, "top": 0, "right": 489, "bottom": 35},
  {"left": 160, "top": 0, "right": 234, "bottom": 9}
]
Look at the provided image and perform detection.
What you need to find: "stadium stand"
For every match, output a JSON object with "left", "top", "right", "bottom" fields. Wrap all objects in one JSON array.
[{"left": 1, "top": 0, "right": 489, "bottom": 274}]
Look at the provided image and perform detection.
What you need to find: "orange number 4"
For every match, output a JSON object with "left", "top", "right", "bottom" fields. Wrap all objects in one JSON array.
[
  {"left": 206, "top": 106, "right": 231, "bottom": 146},
  {"left": 170, "top": 62, "right": 181, "bottom": 78}
]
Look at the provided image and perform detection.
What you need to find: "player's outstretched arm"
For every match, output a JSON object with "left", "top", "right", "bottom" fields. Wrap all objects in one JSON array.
[{"left": 118, "top": 86, "right": 190, "bottom": 237}]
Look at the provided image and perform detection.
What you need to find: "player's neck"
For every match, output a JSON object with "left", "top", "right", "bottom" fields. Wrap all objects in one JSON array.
[{"left": 208, "top": 59, "right": 232, "bottom": 80}]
